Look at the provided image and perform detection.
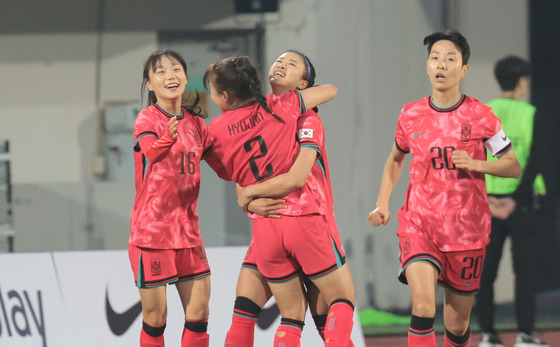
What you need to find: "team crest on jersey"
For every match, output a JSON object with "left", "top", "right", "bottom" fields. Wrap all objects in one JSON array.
[
  {"left": 403, "top": 239, "right": 411, "bottom": 256},
  {"left": 191, "top": 130, "right": 202, "bottom": 146},
  {"left": 150, "top": 258, "right": 161, "bottom": 275},
  {"left": 187, "top": 123, "right": 203, "bottom": 147},
  {"left": 298, "top": 128, "right": 314, "bottom": 139},
  {"left": 461, "top": 124, "right": 471, "bottom": 141}
]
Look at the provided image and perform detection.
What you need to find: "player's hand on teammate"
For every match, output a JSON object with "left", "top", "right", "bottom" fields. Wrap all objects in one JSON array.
[
  {"left": 168, "top": 116, "right": 179, "bottom": 140},
  {"left": 247, "top": 198, "right": 287, "bottom": 219},
  {"left": 236, "top": 184, "right": 252, "bottom": 211},
  {"left": 368, "top": 207, "right": 391, "bottom": 227},
  {"left": 451, "top": 150, "right": 478, "bottom": 171}
]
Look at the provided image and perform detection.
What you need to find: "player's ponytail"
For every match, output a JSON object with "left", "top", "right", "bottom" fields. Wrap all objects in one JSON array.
[{"left": 204, "top": 56, "right": 284, "bottom": 123}]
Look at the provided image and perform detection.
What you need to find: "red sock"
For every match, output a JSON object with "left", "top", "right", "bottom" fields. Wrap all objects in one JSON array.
[
  {"left": 140, "top": 321, "right": 165, "bottom": 347},
  {"left": 408, "top": 329, "right": 436, "bottom": 347},
  {"left": 182, "top": 319, "right": 209, "bottom": 347},
  {"left": 313, "top": 313, "right": 355, "bottom": 346},
  {"left": 224, "top": 296, "right": 261, "bottom": 346},
  {"left": 324, "top": 300, "right": 354, "bottom": 347},
  {"left": 274, "top": 318, "right": 304, "bottom": 347},
  {"left": 408, "top": 315, "right": 436, "bottom": 347},
  {"left": 224, "top": 314, "right": 258, "bottom": 346}
]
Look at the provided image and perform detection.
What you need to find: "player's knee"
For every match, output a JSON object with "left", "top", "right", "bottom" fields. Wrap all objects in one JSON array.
[
  {"left": 321, "top": 285, "right": 355, "bottom": 306},
  {"left": 142, "top": 307, "right": 167, "bottom": 326},
  {"left": 411, "top": 302, "right": 435, "bottom": 318},
  {"left": 188, "top": 302, "right": 210, "bottom": 320},
  {"left": 444, "top": 319, "right": 470, "bottom": 336}
]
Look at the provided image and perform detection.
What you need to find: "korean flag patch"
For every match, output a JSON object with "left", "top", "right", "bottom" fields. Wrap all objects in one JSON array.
[{"left": 298, "top": 128, "right": 314, "bottom": 139}]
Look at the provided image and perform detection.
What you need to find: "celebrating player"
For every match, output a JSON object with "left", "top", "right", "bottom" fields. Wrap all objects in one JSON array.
[
  {"left": 204, "top": 55, "right": 354, "bottom": 346},
  {"left": 223, "top": 51, "right": 355, "bottom": 347},
  {"left": 367, "top": 30, "right": 521, "bottom": 347},
  {"left": 129, "top": 50, "right": 221, "bottom": 347}
]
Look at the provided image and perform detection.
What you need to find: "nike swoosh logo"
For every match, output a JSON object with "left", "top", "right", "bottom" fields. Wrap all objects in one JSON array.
[
  {"left": 502, "top": 136, "right": 508, "bottom": 141},
  {"left": 256, "top": 303, "right": 280, "bottom": 330},
  {"left": 413, "top": 131, "right": 426, "bottom": 138},
  {"left": 465, "top": 282, "right": 475, "bottom": 287},
  {"left": 105, "top": 286, "right": 142, "bottom": 336}
]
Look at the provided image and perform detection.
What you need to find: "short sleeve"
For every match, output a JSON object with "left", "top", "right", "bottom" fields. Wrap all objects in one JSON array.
[
  {"left": 133, "top": 109, "right": 159, "bottom": 152},
  {"left": 267, "top": 90, "right": 306, "bottom": 122},
  {"left": 394, "top": 109, "right": 410, "bottom": 153},
  {"left": 297, "top": 112, "right": 323, "bottom": 157}
]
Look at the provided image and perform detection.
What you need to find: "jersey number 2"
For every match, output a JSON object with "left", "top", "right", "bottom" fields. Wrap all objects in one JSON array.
[{"left": 244, "top": 136, "right": 273, "bottom": 181}]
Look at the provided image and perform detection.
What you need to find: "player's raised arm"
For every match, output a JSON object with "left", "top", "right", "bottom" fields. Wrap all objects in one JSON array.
[{"left": 299, "top": 84, "right": 338, "bottom": 111}]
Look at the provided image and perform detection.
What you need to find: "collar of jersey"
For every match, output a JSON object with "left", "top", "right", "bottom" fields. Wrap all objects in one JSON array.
[
  {"left": 429, "top": 94, "right": 465, "bottom": 113},
  {"left": 231, "top": 100, "right": 258, "bottom": 111},
  {"left": 155, "top": 103, "right": 184, "bottom": 118}
]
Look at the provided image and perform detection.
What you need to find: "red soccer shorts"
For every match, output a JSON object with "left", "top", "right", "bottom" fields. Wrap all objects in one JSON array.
[
  {"left": 251, "top": 214, "right": 346, "bottom": 283},
  {"left": 398, "top": 230, "right": 485, "bottom": 295},
  {"left": 242, "top": 215, "right": 347, "bottom": 272},
  {"left": 129, "top": 244, "right": 211, "bottom": 288}
]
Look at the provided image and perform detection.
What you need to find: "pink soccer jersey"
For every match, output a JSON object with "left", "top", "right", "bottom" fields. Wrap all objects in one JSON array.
[
  {"left": 209, "top": 90, "right": 325, "bottom": 217},
  {"left": 297, "top": 112, "right": 334, "bottom": 216},
  {"left": 297, "top": 112, "right": 346, "bottom": 255},
  {"left": 130, "top": 104, "right": 211, "bottom": 249},
  {"left": 395, "top": 95, "right": 512, "bottom": 252}
]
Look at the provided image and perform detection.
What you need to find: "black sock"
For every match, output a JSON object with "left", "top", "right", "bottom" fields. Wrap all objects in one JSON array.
[
  {"left": 143, "top": 321, "right": 166, "bottom": 337},
  {"left": 445, "top": 327, "right": 471, "bottom": 346}
]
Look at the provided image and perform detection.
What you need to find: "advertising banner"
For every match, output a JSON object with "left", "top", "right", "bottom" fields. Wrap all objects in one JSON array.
[
  {"left": 2, "top": 248, "right": 365, "bottom": 346},
  {"left": 0, "top": 253, "right": 68, "bottom": 347}
]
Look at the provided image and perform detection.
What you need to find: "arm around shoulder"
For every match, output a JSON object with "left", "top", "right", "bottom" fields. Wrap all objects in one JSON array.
[{"left": 300, "top": 84, "right": 338, "bottom": 110}]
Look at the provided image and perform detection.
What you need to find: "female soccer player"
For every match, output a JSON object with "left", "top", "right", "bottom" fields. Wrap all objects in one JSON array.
[
  {"left": 204, "top": 56, "right": 354, "bottom": 346},
  {"left": 129, "top": 50, "right": 221, "bottom": 347},
  {"left": 367, "top": 30, "right": 521, "bottom": 347},
  {"left": 223, "top": 51, "right": 355, "bottom": 347}
]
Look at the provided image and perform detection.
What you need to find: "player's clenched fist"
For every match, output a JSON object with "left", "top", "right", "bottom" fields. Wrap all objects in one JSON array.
[
  {"left": 452, "top": 150, "right": 476, "bottom": 171},
  {"left": 368, "top": 207, "right": 391, "bottom": 227}
]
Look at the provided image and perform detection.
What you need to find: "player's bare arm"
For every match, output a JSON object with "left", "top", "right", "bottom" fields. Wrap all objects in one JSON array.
[
  {"left": 368, "top": 143, "right": 407, "bottom": 227},
  {"left": 299, "top": 84, "right": 338, "bottom": 110},
  {"left": 452, "top": 149, "right": 521, "bottom": 178},
  {"left": 239, "top": 147, "right": 317, "bottom": 205}
]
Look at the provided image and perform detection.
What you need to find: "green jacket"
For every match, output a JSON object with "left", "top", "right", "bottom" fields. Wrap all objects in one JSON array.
[{"left": 485, "top": 98, "right": 546, "bottom": 195}]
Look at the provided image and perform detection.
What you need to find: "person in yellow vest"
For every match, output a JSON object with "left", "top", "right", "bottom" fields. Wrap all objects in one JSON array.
[{"left": 477, "top": 56, "right": 548, "bottom": 347}]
